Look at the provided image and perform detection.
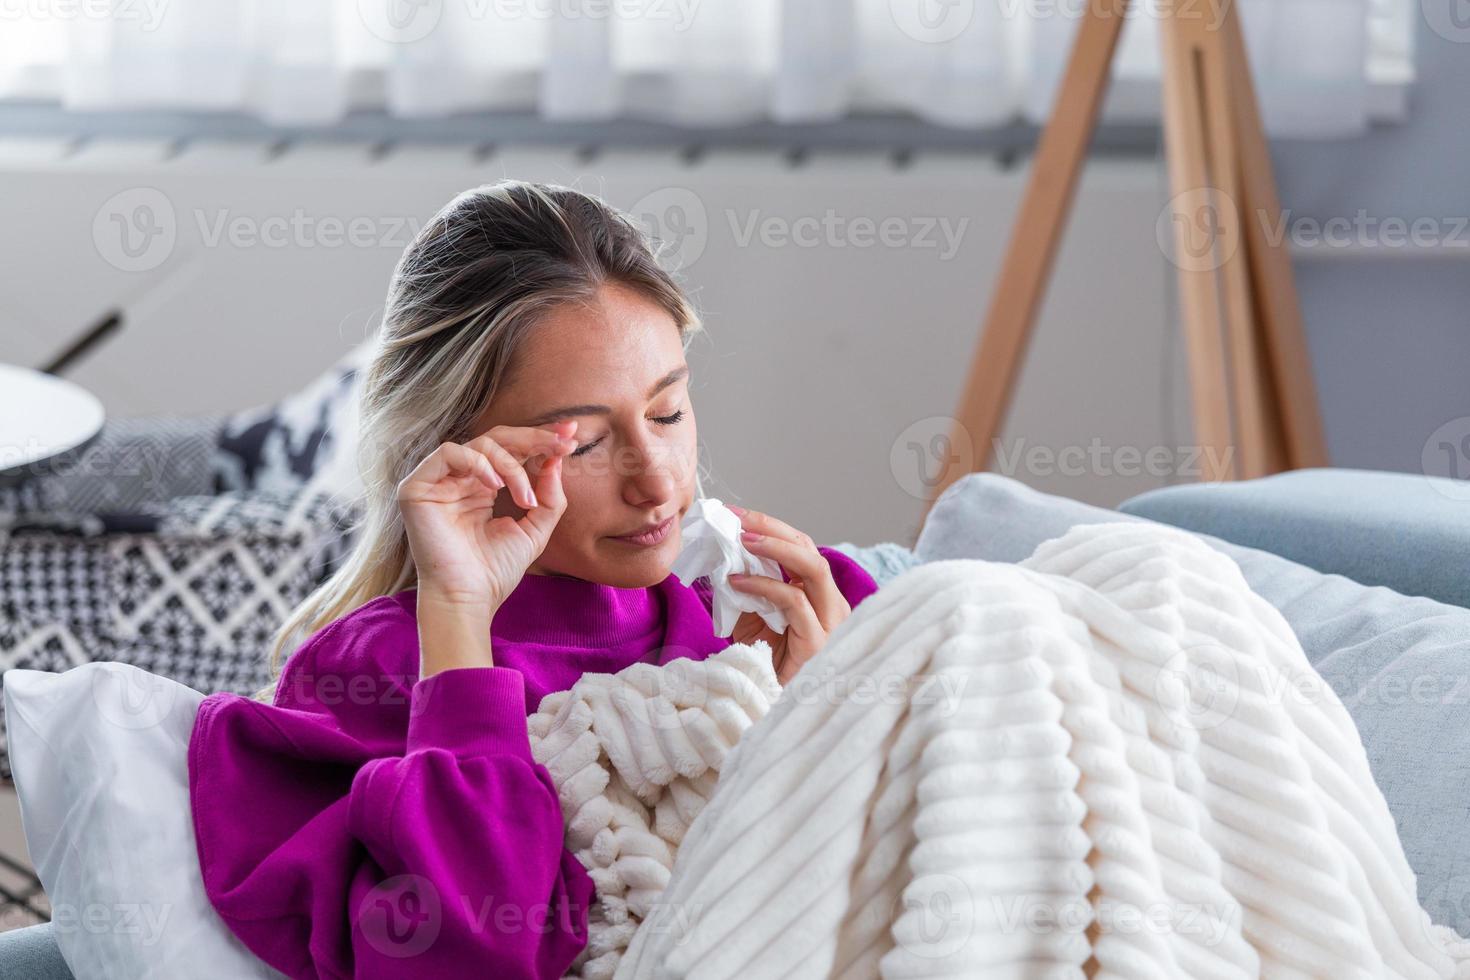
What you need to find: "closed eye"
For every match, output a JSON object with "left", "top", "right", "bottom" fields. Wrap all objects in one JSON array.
[{"left": 570, "top": 409, "right": 687, "bottom": 457}]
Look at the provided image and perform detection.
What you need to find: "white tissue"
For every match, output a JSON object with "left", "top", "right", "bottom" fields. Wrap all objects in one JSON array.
[{"left": 670, "top": 497, "right": 789, "bottom": 637}]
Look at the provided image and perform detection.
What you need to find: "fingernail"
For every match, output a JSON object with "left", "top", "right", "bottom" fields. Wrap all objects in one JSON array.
[
  {"left": 741, "top": 531, "right": 762, "bottom": 542},
  {"left": 728, "top": 505, "right": 746, "bottom": 516},
  {"left": 527, "top": 490, "right": 539, "bottom": 508}
]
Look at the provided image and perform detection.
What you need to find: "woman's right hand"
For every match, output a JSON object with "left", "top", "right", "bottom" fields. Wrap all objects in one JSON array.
[{"left": 398, "top": 419, "right": 579, "bottom": 614}]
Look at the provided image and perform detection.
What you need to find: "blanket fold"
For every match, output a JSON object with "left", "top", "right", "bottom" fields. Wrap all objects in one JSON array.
[{"left": 529, "top": 522, "right": 1470, "bottom": 979}]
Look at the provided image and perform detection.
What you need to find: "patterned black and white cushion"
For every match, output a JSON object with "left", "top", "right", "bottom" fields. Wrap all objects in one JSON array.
[
  {"left": 0, "top": 415, "right": 222, "bottom": 519},
  {"left": 0, "top": 486, "right": 360, "bottom": 780},
  {"left": 211, "top": 339, "right": 374, "bottom": 502},
  {"left": 0, "top": 342, "right": 375, "bottom": 782}
]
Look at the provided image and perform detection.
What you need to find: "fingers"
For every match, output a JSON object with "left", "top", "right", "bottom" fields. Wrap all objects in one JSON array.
[
  {"left": 739, "top": 533, "right": 848, "bottom": 629},
  {"left": 517, "top": 445, "right": 570, "bottom": 539},
  {"left": 465, "top": 421, "right": 578, "bottom": 511},
  {"left": 726, "top": 574, "right": 823, "bottom": 682},
  {"left": 733, "top": 508, "right": 848, "bottom": 630},
  {"left": 479, "top": 421, "right": 580, "bottom": 464},
  {"left": 398, "top": 441, "right": 504, "bottom": 501},
  {"left": 471, "top": 437, "right": 539, "bottom": 509},
  {"left": 731, "top": 507, "right": 815, "bottom": 551}
]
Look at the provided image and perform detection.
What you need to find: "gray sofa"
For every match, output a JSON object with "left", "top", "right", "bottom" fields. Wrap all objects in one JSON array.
[{"left": 4, "top": 467, "right": 1468, "bottom": 976}]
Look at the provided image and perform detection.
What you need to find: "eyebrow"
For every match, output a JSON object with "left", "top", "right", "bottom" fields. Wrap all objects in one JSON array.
[{"left": 524, "top": 365, "right": 690, "bottom": 426}]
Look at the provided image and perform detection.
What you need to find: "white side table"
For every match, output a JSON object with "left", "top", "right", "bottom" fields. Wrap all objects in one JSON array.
[{"left": 0, "top": 364, "right": 106, "bottom": 488}]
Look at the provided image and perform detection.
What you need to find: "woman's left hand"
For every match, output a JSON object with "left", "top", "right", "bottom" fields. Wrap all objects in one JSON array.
[{"left": 726, "top": 506, "right": 852, "bottom": 685}]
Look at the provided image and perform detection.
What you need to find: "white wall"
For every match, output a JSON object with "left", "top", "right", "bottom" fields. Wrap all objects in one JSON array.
[{"left": 0, "top": 141, "right": 1179, "bottom": 548}]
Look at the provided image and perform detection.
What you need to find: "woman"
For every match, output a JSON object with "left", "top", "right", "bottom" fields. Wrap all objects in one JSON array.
[{"left": 187, "top": 181, "right": 880, "bottom": 978}]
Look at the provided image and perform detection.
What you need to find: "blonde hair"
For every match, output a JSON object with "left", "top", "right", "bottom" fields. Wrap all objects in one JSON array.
[{"left": 252, "top": 180, "right": 704, "bottom": 703}]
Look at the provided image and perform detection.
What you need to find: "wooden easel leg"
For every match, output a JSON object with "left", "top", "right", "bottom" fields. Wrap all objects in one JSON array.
[
  {"left": 923, "top": 0, "right": 1132, "bottom": 518},
  {"left": 1190, "top": 0, "right": 1277, "bottom": 479},
  {"left": 1158, "top": 5, "right": 1237, "bottom": 482},
  {"left": 1246, "top": 282, "right": 1294, "bottom": 474},
  {"left": 923, "top": 0, "right": 1326, "bottom": 519},
  {"left": 1220, "top": 0, "right": 1330, "bottom": 469}
]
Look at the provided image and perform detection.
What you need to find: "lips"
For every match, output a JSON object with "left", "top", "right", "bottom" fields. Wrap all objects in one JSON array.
[{"left": 612, "top": 515, "right": 675, "bottom": 544}]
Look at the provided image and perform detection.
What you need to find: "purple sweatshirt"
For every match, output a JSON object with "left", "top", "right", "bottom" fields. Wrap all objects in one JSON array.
[{"left": 188, "top": 547, "right": 879, "bottom": 980}]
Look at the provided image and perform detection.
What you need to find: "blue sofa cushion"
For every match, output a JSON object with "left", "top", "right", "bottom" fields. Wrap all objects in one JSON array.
[
  {"left": 1119, "top": 467, "right": 1470, "bottom": 610},
  {"left": 916, "top": 473, "right": 1470, "bottom": 935}
]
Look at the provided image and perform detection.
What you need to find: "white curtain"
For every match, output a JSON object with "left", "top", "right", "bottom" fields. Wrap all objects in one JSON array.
[{"left": 0, "top": 0, "right": 1400, "bottom": 137}]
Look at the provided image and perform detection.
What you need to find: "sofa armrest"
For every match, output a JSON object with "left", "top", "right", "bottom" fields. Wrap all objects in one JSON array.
[{"left": 1119, "top": 467, "right": 1470, "bottom": 609}]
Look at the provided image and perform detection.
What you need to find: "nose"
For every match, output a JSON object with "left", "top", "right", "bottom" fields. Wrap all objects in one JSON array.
[{"left": 619, "top": 435, "right": 683, "bottom": 511}]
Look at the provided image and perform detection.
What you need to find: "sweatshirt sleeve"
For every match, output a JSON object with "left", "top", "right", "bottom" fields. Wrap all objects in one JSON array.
[
  {"left": 187, "top": 601, "right": 594, "bottom": 980},
  {"left": 816, "top": 545, "right": 881, "bottom": 610}
]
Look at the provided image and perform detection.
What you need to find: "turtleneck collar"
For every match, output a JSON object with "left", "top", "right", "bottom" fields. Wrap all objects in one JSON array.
[{"left": 487, "top": 571, "right": 674, "bottom": 648}]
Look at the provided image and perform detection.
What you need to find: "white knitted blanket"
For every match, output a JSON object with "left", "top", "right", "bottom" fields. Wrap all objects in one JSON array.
[
  {"left": 530, "top": 522, "right": 1470, "bottom": 979},
  {"left": 528, "top": 639, "right": 785, "bottom": 978}
]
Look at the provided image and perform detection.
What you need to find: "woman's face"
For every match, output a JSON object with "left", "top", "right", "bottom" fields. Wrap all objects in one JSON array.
[{"left": 475, "top": 283, "right": 698, "bottom": 588}]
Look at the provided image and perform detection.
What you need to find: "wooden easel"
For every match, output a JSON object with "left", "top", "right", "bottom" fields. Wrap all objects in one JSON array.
[{"left": 923, "top": 0, "right": 1327, "bottom": 518}]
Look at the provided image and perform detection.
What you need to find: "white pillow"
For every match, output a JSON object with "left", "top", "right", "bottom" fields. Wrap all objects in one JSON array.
[{"left": 3, "top": 663, "right": 284, "bottom": 979}]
